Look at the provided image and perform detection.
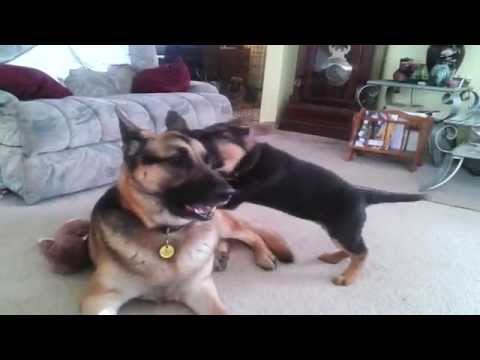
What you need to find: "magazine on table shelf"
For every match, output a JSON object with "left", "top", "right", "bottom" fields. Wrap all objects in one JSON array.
[{"left": 354, "top": 111, "right": 409, "bottom": 151}]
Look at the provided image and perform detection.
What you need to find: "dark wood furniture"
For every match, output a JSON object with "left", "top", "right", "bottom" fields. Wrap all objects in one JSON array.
[
  {"left": 162, "top": 46, "right": 250, "bottom": 84},
  {"left": 218, "top": 46, "right": 250, "bottom": 84},
  {"left": 346, "top": 110, "right": 434, "bottom": 172},
  {"left": 280, "top": 45, "right": 376, "bottom": 140}
]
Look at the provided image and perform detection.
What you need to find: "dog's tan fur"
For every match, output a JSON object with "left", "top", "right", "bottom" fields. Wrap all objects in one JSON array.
[{"left": 81, "top": 115, "right": 292, "bottom": 315}]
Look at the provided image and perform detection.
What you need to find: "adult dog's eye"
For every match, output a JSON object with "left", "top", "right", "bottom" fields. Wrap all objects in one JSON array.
[
  {"left": 142, "top": 155, "right": 163, "bottom": 165},
  {"left": 167, "top": 148, "right": 190, "bottom": 167},
  {"left": 167, "top": 154, "right": 184, "bottom": 166}
]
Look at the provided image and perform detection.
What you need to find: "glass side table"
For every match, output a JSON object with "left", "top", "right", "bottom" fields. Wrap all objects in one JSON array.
[
  {"left": 420, "top": 112, "right": 480, "bottom": 191},
  {"left": 356, "top": 80, "right": 477, "bottom": 123},
  {"left": 356, "top": 80, "right": 480, "bottom": 191}
]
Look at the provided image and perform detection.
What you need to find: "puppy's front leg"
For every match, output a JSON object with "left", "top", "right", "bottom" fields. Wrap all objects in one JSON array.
[{"left": 182, "top": 277, "right": 228, "bottom": 315}]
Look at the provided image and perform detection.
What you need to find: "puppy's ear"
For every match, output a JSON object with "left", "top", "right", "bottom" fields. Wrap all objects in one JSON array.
[
  {"left": 165, "top": 111, "right": 189, "bottom": 132},
  {"left": 115, "top": 106, "right": 146, "bottom": 158},
  {"left": 230, "top": 126, "right": 257, "bottom": 150}
]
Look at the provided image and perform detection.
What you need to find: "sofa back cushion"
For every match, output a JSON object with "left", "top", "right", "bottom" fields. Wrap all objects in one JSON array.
[
  {"left": 131, "top": 58, "right": 191, "bottom": 93},
  {"left": 0, "top": 64, "right": 72, "bottom": 100}
]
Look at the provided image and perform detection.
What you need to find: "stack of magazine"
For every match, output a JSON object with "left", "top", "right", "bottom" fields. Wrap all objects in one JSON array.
[{"left": 354, "top": 111, "right": 409, "bottom": 151}]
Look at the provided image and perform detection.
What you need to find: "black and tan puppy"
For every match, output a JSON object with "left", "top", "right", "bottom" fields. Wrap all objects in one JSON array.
[
  {"left": 80, "top": 108, "right": 292, "bottom": 315},
  {"left": 166, "top": 112, "right": 426, "bottom": 286}
]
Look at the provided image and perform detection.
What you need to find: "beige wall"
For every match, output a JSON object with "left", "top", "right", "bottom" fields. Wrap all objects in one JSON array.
[
  {"left": 381, "top": 45, "right": 480, "bottom": 112},
  {"left": 259, "top": 45, "right": 299, "bottom": 123},
  {"left": 260, "top": 45, "right": 480, "bottom": 124},
  {"left": 259, "top": 45, "right": 383, "bottom": 123},
  {"left": 382, "top": 45, "right": 480, "bottom": 90}
]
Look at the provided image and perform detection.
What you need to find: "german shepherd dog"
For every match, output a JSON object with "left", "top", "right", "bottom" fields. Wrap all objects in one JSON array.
[
  {"left": 80, "top": 109, "right": 293, "bottom": 315},
  {"left": 166, "top": 112, "right": 426, "bottom": 287}
]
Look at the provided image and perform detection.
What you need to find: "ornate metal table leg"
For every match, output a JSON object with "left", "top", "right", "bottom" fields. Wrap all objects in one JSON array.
[
  {"left": 356, "top": 84, "right": 382, "bottom": 110},
  {"left": 420, "top": 154, "right": 464, "bottom": 191},
  {"left": 429, "top": 124, "right": 458, "bottom": 166}
]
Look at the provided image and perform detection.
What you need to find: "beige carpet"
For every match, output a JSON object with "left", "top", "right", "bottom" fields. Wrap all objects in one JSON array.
[{"left": 1, "top": 130, "right": 479, "bottom": 315}]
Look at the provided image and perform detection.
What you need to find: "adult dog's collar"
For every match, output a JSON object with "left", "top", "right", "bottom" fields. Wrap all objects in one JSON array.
[{"left": 157, "top": 224, "right": 190, "bottom": 235}]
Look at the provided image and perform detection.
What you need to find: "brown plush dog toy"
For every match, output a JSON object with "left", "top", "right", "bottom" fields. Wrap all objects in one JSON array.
[{"left": 38, "top": 219, "right": 91, "bottom": 274}]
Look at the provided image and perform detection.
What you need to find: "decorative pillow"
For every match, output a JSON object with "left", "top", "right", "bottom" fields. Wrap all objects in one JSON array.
[
  {"left": 131, "top": 58, "right": 191, "bottom": 93},
  {"left": 0, "top": 64, "right": 72, "bottom": 100},
  {"left": 64, "top": 65, "right": 136, "bottom": 97},
  {"left": 128, "top": 45, "right": 159, "bottom": 71}
]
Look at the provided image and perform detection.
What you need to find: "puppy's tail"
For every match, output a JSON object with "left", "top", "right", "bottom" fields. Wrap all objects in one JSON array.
[
  {"left": 358, "top": 186, "right": 427, "bottom": 206},
  {"left": 38, "top": 219, "right": 92, "bottom": 274},
  {"left": 248, "top": 224, "right": 294, "bottom": 264}
]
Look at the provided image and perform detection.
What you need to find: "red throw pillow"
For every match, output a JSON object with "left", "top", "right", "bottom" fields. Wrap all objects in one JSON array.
[
  {"left": 0, "top": 64, "right": 72, "bottom": 100},
  {"left": 131, "top": 58, "right": 191, "bottom": 93}
]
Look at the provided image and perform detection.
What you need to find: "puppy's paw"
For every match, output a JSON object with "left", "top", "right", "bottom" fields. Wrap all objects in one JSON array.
[
  {"left": 255, "top": 251, "right": 278, "bottom": 271},
  {"left": 318, "top": 252, "right": 347, "bottom": 264},
  {"left": 213, "top": 251, "right": 230, "bottom": 272},
  {"left": 332, "top": 275, "right": 353, "bottom": 286}
]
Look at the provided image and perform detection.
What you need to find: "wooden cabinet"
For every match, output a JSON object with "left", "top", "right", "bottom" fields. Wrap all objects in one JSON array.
[
  {"left": 280, "top": 45, "right": 377, "bottom": 140},
  {"left": 163, "top": 46, "right": 250, "bottom": 84},
  {"left": 218, "top": 47, "right": 250, "bottom": 83}
]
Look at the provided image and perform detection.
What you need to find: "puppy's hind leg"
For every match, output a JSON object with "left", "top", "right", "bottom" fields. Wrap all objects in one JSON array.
[
  {"left": 332, "top": 251, "right": 367, "bottom": 286},
  {"left": 321, "top": 208, "right": 368, "bottom": 286},
  {"left": 318, "top": 250, "right": 349, "bottom": 264},
  {"left": 330, "top": 236, "right": 368, "bottom": 287}
]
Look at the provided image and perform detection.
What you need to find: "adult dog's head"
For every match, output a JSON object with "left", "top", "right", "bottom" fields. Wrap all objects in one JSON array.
[
  {"left": 165, "top": 111, "right": 256, "bottom": 176},
  {"left": 116, "top": 108, "right": 234, "bottom": 222}
]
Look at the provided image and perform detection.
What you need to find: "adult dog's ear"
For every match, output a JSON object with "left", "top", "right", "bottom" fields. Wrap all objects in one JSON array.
[
  {"left": 165, "top": 111, "right": 189, "bottom": 132},
  {"left": 116, "top": 107, "right": 142, "bottom": 141},
  {"left": 115, "top": 106, "right": 146, "bottom": 158}
]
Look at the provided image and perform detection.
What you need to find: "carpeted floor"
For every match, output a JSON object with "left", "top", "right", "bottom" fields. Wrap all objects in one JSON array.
[{"left": 1, "top": 129, "right": 479, "bottom": 315}]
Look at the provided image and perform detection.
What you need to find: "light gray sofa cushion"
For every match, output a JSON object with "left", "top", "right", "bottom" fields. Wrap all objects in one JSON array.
[
  {"left": 17, "top": 92, "right": 232, "bottom": 157},
  {"left": 0, "top": 88, "right": 232, "bottom": 204}
]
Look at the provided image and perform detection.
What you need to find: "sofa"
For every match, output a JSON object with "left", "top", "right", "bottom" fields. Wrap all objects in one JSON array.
[{"left": 0, "top": 45, "right": 233, "bottom": 204}]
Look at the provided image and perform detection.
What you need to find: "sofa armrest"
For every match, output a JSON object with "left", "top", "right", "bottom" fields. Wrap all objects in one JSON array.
[
  {"left": 187, "top": 81, "right": 219, "bottom": 94},
  {"left": 0, "top": 89, "right": 19, "bottom": 107},
  {"left": 0, "top": 90, "right": 20, "bottom": 147}
]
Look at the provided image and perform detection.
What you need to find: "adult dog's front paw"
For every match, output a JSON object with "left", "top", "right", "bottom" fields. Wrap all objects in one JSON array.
[{"left": 255, "top": 251, "right": 278, "bottom": 271}]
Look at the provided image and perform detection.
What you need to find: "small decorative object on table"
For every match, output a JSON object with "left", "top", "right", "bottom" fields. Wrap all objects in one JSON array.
[
  {"left": 410, "top": 64, "right": 430, "bottom": 84},
  {"left": 346, "top": 110, "right": 434, "bottom": 171},
  {"left": 426, "top": 45, "right": 465, "bottom": 75},
  {"left": 393, "top": 58, "right": 417, "bottom": 82},
  {"left": 430, "top": 63, "right": 452, "bottom": 87},
  {"left": 447, "top": 77, "right": 465, "bottom": 89}
]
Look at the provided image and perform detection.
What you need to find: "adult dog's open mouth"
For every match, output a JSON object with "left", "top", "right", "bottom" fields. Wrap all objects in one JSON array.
[{"left": 184, "top": 195, "right": 232, "bottom": 221}]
